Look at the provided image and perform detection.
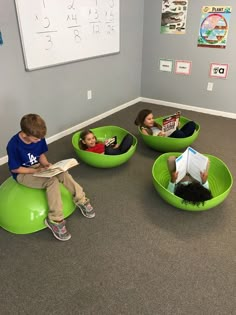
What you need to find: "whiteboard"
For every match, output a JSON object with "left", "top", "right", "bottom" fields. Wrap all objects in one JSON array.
[{"left": 14, "top": 0, "right": 120, "bottom": 71}]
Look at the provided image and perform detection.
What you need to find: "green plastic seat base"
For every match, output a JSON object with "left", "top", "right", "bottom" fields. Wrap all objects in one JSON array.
[
  {"left": 139, "top": 116, "right": 200, "bottom": 152},
  {"left": 0, "top": 177, "right": 76, "bottom": 234},
  {"left": 72, "top": 126, "right": 137, "bottom": 168},
  {"left": 152, "top": 153, "right": 233, "bottom": 211}
]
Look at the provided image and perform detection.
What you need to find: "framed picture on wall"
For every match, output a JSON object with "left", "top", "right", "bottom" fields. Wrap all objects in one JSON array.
[
  {"left": 209, "top": 63, "right": 229, "bottom": 79},
  {"left": 159, "top": 59, "right": 173, "bottom": 72},
  {"left": 175, "top": 60, "right": 192, "bottom": 75}
]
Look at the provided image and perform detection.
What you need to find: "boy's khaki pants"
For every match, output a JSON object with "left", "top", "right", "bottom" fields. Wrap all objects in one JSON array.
[{"left": 17, "top": 171, "right": 86, "bottom": 222}]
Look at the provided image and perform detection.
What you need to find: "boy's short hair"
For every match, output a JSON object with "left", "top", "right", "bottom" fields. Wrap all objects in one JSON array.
[{"left": 20, "top": 114, "right": 47, "bottom": 139}]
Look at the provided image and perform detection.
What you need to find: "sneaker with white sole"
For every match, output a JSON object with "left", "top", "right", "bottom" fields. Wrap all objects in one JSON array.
[
  {"left": 44, "top": 218, "right": 71, "bottom": 241},
  {"left": 77, "top": 199, "right": 95, "bottom": 218}
]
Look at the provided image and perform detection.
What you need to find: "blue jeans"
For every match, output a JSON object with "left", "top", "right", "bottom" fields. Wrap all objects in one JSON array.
[{"left": 170, "top": 121, "right": 196, "bottom": 138}]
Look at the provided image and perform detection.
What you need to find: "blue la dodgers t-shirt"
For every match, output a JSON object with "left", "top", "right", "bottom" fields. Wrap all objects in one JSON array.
[{"left": 7, "top": 133, "right": 48, "bottom": 180}]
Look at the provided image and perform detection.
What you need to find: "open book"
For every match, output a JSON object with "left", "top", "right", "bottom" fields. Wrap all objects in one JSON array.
[
  {"left": 175, "top": 147, "right": 208, "bottom": 183},
  {"left": 162, "top": 111, "right": 181, "bottom": 137},
  {"left": 33, "top": 158, "right": 79, "bottom": 178}
]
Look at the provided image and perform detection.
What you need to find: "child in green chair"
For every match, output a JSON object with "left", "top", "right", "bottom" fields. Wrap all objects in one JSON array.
[
  {"left": 134, "top": 109, "right": 196, "bottom": 138},
  {"left": 167, "top": 156, "right": 213, "bottom": 206},
  {"left": 6, "top": 114, "right": 95, "bottom": 241},
  {"left": 79, "top": 129, "right": 133, "bottom": 155}
]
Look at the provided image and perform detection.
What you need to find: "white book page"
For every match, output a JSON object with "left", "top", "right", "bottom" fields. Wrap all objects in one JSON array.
[
  {"left": 187, "top": 147, "right": 208, "bottom": 182},
  {"left": 175, "top": 149, "right": 188, "bottom": 183},
  {"left": 52, "top": 158, "right": 78, "bottom": 171}
]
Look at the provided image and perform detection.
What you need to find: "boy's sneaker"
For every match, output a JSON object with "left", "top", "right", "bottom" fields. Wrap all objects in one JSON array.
[
  {"left": 44, "top": 218, "right": 71, "bottom": 241},
  {"left": 77, "top": 199, "right": 95, "bottom": 218}
]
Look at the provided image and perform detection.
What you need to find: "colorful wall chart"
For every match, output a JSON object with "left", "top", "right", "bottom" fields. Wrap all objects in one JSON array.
[
  {"left": 198, "top": 6, "right": 232, "bottom": 49},
  {"left": 160, "top": 0, "right": 189, "bottom": 35}
]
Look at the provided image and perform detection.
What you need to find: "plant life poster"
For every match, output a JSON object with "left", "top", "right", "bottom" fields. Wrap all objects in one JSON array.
[
  {"left": 160, "top": 0, "right": 189, "bottom": 35},
  {"left": 197, "top": 6, "right": 232, "bottom": 49}
]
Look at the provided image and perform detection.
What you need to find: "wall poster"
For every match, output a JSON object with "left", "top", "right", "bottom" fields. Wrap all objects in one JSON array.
[
  {"left": 160, "top": 0, "right": 189, "bottom": 35},
  {"left": 197, "top": 6, "right": 232, "bottom": 49}
]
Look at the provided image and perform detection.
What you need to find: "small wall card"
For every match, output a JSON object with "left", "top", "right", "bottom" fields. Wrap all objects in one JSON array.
[
  {"left": 209, "top": 63, "right": 228, "bottom": 79},
  {"left": 175, "top": 60, "right": 192, "bottom": 75},
  {"left": 160, "top": 59, "right": 173, "bottom": 72}
]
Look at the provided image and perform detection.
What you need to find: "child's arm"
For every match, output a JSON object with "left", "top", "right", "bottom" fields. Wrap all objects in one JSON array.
[
  {"left": 200, "top": 171, "right": 209, "bottom": 189},
  {"left": 11, "top": 166, "right": 40, "bottom": 175},
  {"left": 141, "top": 127, "right": 165, "bottom": 137},
  {"left": 11, "top": 154, "right": 51, "bottom": 175},
  {"left": 39, "top": 153, "right": 52, "bottom": 168},
  {"left": 141, "top": 128, "right": 149, "bottom": 136},
  {"left": 167, "top": 171, "right": 178, "bottom": 193}
]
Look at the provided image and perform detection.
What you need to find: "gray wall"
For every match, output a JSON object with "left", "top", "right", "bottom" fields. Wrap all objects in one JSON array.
[
  {"left": 0, "top": 0, "right": 144, "bottom": 158},
  {"left": 141, "top": 0, "right": 236, "bottom": 114},
  {"left": 1, "top": 0, "right": 236, "bottom": 159}
]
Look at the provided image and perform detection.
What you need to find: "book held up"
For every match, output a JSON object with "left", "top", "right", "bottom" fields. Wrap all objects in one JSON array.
[
  {"left": 175, "top": 147, "right": 209, "bottom": 184},
  {"left": 33, "top": 158, "right": 79, "bottom": 178},
  {"left": 162, "top": 111, "right": 181, "bottom": 137}
]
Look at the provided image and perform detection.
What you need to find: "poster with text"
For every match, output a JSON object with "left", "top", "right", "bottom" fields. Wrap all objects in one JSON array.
[
  {"left": 161, "top": 0, "right": 189, "bottom": 35},
  {"left": 198, "top": 6, "right": 232, "bottom": 49}
]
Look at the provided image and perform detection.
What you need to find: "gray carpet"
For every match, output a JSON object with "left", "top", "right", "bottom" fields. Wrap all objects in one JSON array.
[{"left": 0, "top": 102, "right": 235, "bottom": 315}]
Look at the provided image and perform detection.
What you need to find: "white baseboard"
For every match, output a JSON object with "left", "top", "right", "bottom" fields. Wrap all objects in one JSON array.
[
  {"left": 141, "top": 97, "right": 236, "bottom": 119},
  {"left": 1, "top": 96, "right": 235, "bottom": 166},
  {"left": 46, "top": 97, "right": 141, "bottom": 144},
  {"left": 0, "top": 97, "right": 141, "bottom": 166}
]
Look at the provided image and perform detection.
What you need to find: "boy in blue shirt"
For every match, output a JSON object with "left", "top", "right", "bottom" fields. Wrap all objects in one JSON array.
[{"left": 7, "top": 114, "right": 95, "bottom": 241}]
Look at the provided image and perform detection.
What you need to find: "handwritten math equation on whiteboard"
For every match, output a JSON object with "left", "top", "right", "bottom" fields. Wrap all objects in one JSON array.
[{"left": 15, "top": 0, "right": 120, "bottom": 70}]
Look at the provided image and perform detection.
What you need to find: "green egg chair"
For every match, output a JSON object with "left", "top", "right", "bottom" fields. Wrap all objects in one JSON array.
[
  {"left": 72, "top": 126, "right": 137, "bottom": 168},
  {"left": 152, "top": 152, "right": 233, "bottom": 211},
  {"left": 139, "top": 116, "right": 200, "bottom": 152},
  {"left": 0, "top": 177, "right": 76, "bottom": 234}
]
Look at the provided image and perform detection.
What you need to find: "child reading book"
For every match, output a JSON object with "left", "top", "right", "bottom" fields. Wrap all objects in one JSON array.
[
  {"left": 79, "top": 129, "right": 133, "bottom": 155},
  {"left": 162, "top": 111, "right": 181, "bottom": 137},
  {"left": 134, "top": 109, "right": 196, "bottom": 138},
  {"left": 6, "top": 114, "right": 95, "bottom": 241},
  {"left": 167, "top": 147, "right": 213, "bottom": 206}
]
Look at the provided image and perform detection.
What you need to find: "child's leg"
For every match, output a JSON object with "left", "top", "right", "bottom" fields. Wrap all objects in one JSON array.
[
  {"left": 118, "top": 134, "right": 133, "bottom": 153},
  {"left": 170, "top": 121, "right": 196, "bottom": 138},
  {"left": 56, "top": 172, "right": 95, "bottom": 218},
  {"left": 179, "top": 121, "right": 196, "bottom": 137},
  {"left": 104, "top": 134, "right": 133, "bottom": 155},
  {"left": 17, "top": 174, "right": 64, "bottom": 222},
  {"left": 56, "top": 172, "right": 86, "bottom": 205}
]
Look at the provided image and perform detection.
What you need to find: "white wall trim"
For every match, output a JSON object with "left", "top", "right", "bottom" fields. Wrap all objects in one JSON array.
[
  {"left": 0, "top": 97, "right": 141, "bottom": 166},
  {"left": 1, "top": 96, "right": 235, "bottom": 166},
  {"left": 141, "top": 97, "right": 236, "bottom": 119}
]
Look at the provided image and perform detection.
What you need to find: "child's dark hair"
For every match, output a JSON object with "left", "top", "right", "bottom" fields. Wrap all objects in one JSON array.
[
  {"left": 79, "top": 129, "right": 97, "bottom": 150},
  {"left": 175, "top": 182, "right": 213, "bottom": 206},
  {"left": 20, "top": 114, "right": 47, "bottom": 139},
  {"left": 134, "top": 109, "right": 153, "bottom": 126}
]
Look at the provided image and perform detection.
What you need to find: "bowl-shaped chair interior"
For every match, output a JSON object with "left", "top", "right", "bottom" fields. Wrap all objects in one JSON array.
[
  {"left": 139, "top": 116, "right": 200, "bottom": 152},
  {"left": 72, "top": 126, "right": 137, "bottom": 168},
  {"left": 0, "top": 177, "right": 76, "bottom": 234},
  {"left": 152, "top": 152, "right": 233, "bottom": 211}
]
